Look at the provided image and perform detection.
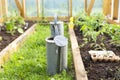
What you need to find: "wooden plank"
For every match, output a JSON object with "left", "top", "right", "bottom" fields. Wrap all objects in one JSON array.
[
  {"left": 24, "top": 16, "right": 69, "bottom": 21},
  {"left": 69, "top": 0, "right": 72, "bottom": 17},
  {"left": 113, "top": 0, "right": 119, "bottom": 19},
  {"left": 103, "top": 0, "right": 111, "bottom": 16},
  {"left": 1, "top": 0, "right": 8, "bottom": 17},
  {"left": 37, "top": 0, "right": 40, "bottom": 17},
  {"left": 14, "top": 0, "right": 23, "bottom": 15},
  {"left": 87, "top": 0, "right": 95, "bottom": 16},
  {"left": 0, "top": 0, "right": 2, "bottom": 17},
  {"left": 111, "top": 0, "right": 119, "bottom": 20},
  {"left": 107, "top": 16, "right": 120, "bottom": 24},
  {"left": 0, "top": 24, "right": 37, "bottom": 65},
  {"left": 21, "top": 0, "right": 26, "bottom": 17},
  {"left": 84, "top": 0, "right": 87, "bottom": 13},
  {"left": 111, "top": 0, "right": 114, "bottom": 19},
  {"left": 118, "top": 0, "right": 120, "bottom": 22},
  {"left": 69, "top": 26, "right": 88, "bottom": 80}
]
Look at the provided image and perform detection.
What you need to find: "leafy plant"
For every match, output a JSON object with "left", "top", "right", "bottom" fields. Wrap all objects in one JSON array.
[
  {"left": 5, "top": 14, "right": 25, "bottom": 35},
  {"left": 103, "top": 24, "right": 120, "bottom": 46},
  {"left": 75, "top": 13, "right": 110, "bottom": 50}
]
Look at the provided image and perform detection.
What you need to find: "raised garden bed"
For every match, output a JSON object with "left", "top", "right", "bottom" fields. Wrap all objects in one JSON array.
[
  {"left": 72, "top": 14, "right": 120, "bottom": 80},
  {"left": 74, "top": 26, "right": 120, "bottom": 80},
  {"left": 69, "top": 27, "right": 88, "bottom": 80},
  {"left": 0, "top": 21, "right": 36, "bottom": 65}
]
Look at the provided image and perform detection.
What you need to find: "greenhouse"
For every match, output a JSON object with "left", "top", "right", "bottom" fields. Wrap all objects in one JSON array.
[{"left": 0, "top": 0, "right": 120, "bottom": 80}]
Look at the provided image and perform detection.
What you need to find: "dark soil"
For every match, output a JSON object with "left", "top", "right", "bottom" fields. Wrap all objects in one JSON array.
[
  {"left": 0, "top": 21, "right": 35, "bottom": 51},
  {"left": 74, "top": 26, "right": 120, "bottom": 80}
]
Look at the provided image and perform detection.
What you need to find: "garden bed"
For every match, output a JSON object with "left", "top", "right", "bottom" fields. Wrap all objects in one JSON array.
[
  {"left": 0, "top": 21, "right": 35, "bottom": 51},
  {"left": 74, "top": 26, "right": 120, "bottom": 80},
  {"left": 0, "top": 21, "right": 35, "bottom": 65}
]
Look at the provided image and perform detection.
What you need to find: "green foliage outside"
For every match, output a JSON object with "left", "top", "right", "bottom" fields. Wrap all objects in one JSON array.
[{"left": 0, "top": 24, "right": 74, "bottom": 80}]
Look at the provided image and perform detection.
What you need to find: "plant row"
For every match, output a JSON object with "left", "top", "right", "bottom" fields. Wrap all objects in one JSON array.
[{"left": 75, "top": 13, "right": 120, "bottom": 50}]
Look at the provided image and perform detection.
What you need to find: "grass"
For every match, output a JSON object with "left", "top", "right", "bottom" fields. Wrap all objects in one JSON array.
[{"left": 0, "top": 23, "right": 74, "bottom": 80}]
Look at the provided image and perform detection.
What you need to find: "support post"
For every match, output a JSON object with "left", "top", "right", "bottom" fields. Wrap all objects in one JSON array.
[
  {"left": 37, "top": 0, "right": 40, "bottom": 17},
  {"left": 103, "top": 0, "right": 111, "bottom": 16},
  {"left": 84, "top": 0, "right": 87, "bottom": 13},
  {"left": 1, "top": 0, "right": 8, "bottom": 17},
  {"left": 118, "top": 0, "right": 120, "bottom": 22},
  {"left": 111, "top": 0, "right": 119, "bottom": 20},
  {"left": 87, "top": 0, "right": 95, "bottom": 16},
  {"left": 22, "top": 0, "right": 26, "bottom": 18},
  {"left": 69, "top": 0, "right": 72, "bottom": 18},
  {"left": 14, "top": 0, "right": 23, "bottom": 16}
]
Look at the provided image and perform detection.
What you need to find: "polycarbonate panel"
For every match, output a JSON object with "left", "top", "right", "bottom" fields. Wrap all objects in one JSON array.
[
  {"left": 25, "top": 0, "right": 37, "bottom": 17},
  {"left": 72, "top": 0, "right": 84, "bottom": 16},
  {"left": 7, "top": 0, "right": 19, "bottom": 16},
  {"left": 91, "top": 0, "right": 102, "bottom": 14},
  {"left": 44, "top": 0, "right": 69, "bottom": 17},
  {"left": 73, "top": 0, "right": 103, "bottom": 16}
]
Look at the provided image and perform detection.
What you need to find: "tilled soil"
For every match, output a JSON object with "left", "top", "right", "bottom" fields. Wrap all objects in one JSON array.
[{"left": 74, "top": 26, "right": 120, "bottom": 80}]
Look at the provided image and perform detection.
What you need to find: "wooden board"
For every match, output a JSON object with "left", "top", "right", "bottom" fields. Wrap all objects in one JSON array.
[
  {"left": 69, "top": 26, "right": 88, "bottom": 80},
  {"left": 24, "top": 16, "right": 69, "bottom": 21},
  {"left": 107, "top": 16, "right": 120, "bottom": 24},
  {"left": 103, "top": 0, "right": 111, "bottom": 16},
  {"left": 87, "top": 0, "right": 95, "bottom": 16},
  {"left": 69, "top": 0, "right": 72, "bottom": 18},
  {"left": 0, "top": 24, "right": 37, "bottom": 66}
]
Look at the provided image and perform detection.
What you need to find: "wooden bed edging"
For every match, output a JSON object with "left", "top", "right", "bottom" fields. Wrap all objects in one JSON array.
[
  {"left": 69, "top": 27, "right": 88, "bottom": 80},
  {"left": 0, "top": 24, "right": 37, "bottom": 66}
]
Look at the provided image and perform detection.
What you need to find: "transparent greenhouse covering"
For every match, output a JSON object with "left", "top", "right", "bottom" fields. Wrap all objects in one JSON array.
[{"left": 7, "top": 0, "right": 102, "bottom": 17}]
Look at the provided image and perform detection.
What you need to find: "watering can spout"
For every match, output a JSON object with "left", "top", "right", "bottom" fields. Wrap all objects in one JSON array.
[{"left": 54, "top": 14, "right": 58, "bottom": 25}]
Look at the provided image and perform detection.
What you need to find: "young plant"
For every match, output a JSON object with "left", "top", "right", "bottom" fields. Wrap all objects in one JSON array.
[
  {"left": 105, "top": 24, "right": 120, "bottom": 46},
  {"left": 76, "top": 13, "right": 107, "bottom": 50},
  {"left": 5, "top": 15, "right": 25, "bottom": 35}
]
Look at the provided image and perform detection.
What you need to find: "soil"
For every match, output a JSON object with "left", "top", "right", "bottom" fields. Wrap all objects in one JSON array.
[
  {"left": 74, "top": 26, "right": 120, "bottom": 80},
  {"left": 0, "top": 21, "right": 35, "bottom": 51}
]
